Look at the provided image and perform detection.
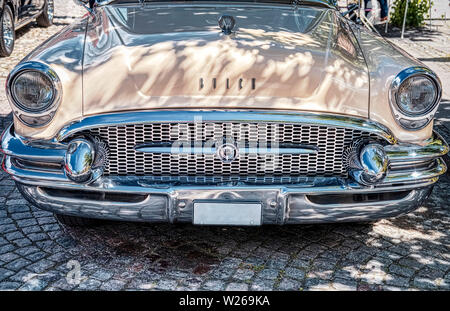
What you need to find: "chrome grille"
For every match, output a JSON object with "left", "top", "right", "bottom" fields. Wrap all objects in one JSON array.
[{"left": 84, "top": 122, "right": 380, "bottom": 178}]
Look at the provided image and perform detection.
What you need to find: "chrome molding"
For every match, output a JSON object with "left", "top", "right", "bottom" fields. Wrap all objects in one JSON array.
[
  {"left": 384, "top": 158, "right": 445, "bottom": 184},
  {"left": 3, "top": 150, "right": 446, "bottom": 192},
  {"left": 6, "top": 61, "right": 63, "bottom": 127},
  {"left": 1, "top": 125, "right": 66, "bottom": 162},
  {"left": 134, "top": 144, "right": 318, "bottom": 155},
  {"left": 389, "top": 66, "right": 442, "bottom": 131},
  {"left": 56, "top": 111, "right": 397, "bottom": 143},
  {"left": 385, "top": 131, "right": 449, "bottom": 163}
]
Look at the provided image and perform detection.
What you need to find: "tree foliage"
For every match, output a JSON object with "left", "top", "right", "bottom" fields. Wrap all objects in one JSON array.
[{"left": 390, "top": 0, "right": 431, "bottom": 28}]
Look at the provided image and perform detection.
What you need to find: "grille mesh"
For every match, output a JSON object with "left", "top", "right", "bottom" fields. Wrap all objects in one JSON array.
[{"left": 83, "top": 122, "right": 380, "bottom": 178}]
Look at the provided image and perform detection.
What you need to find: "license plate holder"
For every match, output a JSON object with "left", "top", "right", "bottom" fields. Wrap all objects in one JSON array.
[{"left": 193, "top": 201, "right": 262, "bottom": 226}]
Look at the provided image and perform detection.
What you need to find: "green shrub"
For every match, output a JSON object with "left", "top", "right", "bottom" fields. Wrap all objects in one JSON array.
[{"left": 390, "top": 0, "right": 431, "bottom": 28}]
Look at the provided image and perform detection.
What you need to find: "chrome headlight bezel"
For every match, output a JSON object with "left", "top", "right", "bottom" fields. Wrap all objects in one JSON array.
[
  {"left": 6, "top": 61, "right": 62, "bottom": 127},
  {"left": 389, "top": 67, "right": 442, "bottom": 131}
]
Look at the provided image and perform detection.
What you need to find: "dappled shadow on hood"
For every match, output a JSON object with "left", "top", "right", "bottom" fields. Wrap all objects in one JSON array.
[{"left": 80, "top": 4, "right": 368, "bottom": 117}]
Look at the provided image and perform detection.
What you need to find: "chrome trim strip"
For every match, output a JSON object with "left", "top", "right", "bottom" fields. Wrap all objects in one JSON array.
[
  {"left": 56, "top": 111, "right": 396, "bottom": 143},
  {"left": 4, "top": 153, "right": 445, "bottom": 193},
  {"left": 1, "top": 125, "right": 66, "bottom": 162},
  {"left": 385, "top": 131, "right": 449, "bottom": 163},
  {"left": 134, "top": 145, "right": 318, "bottom": 155},
  {"left": 18, "top": 183, "right": 169, "bottom": 223},
  {"left": 285, "top": 187, "right": 432, "bottom": 224},
  {"left": 384, "top": 158, "right": 446, "bottom": 183},
  {"left": 3, "top": 156, "right": 68, "bottom": 182}
]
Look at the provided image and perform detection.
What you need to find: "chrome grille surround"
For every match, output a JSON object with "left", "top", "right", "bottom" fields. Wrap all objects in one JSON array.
[{"left": 80, "top": 119, "right": 384, "bottom": 178}]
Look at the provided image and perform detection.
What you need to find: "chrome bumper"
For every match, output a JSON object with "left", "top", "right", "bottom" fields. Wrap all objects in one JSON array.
[{"left": 1, "top": 119, "right": 448, "bottom": 224}]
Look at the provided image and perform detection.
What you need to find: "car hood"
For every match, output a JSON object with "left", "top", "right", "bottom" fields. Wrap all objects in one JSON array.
[{"left": 82, "top": 3, "right": 369, "bottom": 117}]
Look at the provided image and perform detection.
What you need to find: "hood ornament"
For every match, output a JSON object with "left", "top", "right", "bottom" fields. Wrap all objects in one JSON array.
[{"left": 218, "top": 15, "right": 236, "bottom": 35}]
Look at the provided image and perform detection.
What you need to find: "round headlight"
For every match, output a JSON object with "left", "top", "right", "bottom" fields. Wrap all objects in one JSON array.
[
  {"left": 396, "top": 75, "right": 437, "bottom": 116},
  {"left": 390, "top": 67, "right": 442, "bottom": 130},
  {"left": 6, "top": 61, "right": 62, "bottom": 127},
  {"left": 11, "top": 71, "right": 55, "bottom": 112}
]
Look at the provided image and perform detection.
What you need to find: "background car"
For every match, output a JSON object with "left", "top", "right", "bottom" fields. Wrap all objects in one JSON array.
[{"left": 0, "top": 0, "right": 54, "bottom": 57}]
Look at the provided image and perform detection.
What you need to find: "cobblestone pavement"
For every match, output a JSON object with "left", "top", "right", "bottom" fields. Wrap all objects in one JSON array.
[{"left": 0, "top": 1, "right": 449, "bottom": 291}]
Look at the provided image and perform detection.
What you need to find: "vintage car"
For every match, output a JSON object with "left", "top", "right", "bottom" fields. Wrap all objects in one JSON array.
[
  {"left": 0, "top": 0, "right": 54, "bottom": 57},
  {"left": 1, "top": 0, "right": 448, "bottom": 226}
]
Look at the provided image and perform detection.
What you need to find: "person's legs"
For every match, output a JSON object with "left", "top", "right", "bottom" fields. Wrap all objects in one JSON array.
[
  {"left": 378, "top": 0, "right": 389, "bottom": 20},
  {"left": 364, "top": 0, "right": 373, "bottom": 18}
]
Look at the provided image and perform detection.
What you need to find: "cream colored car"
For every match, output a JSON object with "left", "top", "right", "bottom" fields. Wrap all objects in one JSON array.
[{"left": 1, "top": 0, "right": 447, "bottom": 226}]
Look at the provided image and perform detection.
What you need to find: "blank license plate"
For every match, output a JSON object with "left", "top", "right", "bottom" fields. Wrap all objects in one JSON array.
[{"left": 193, "top": 202, "right": 262, "bottom": 226}]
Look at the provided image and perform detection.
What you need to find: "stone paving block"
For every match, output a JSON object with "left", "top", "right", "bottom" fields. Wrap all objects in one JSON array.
[
  {"left": 202, "top": 279, "right": 226, "bottom": 291},
  {"left": 27, "top": 259, "right": 55, "bottom": 274},
  {"left": 6, "top": 199, "right": 28, "bottom": 206},
  {"left": 257, "top": 268, "right": 280, "bottom": 280},
  {"left": 250, "top": 278, "right": 275, "bottom": 291},
  {"left": 22, "top": 226, "right": 42, "bottom": 235},
  {"left": 7, "top": 269, "right": 35, "bottom": 283},
  {"left": 38, "top": 217, "right": 57, "bottom": 225},
  {"left": 5, "top": 231, "right": 24, "bottom": 241},
  {"left": 0, "top": 218, "right": 13, "bottom": 226},
  {"left": 127, "top": 278, "right": 157, "bottom": 290},
  {"left": 26, "top": 251, "right": 47, "bottom": 262},
  {"left": 155, "top": 279, "right": 178, "bottom": 291},
  {"left": 0, "top": 267, "right": 14, "bottom": 281},
  {"left": 332, "top": 278, "right": 357, "bottom": 290},
  {"left": 278, "top": 278, "right": 302, "bottom": 291},
  {"left": 225, "top": 282, "right": 249, "bottom": 291},
  {"left": 303, "top": 278, "right": 334, "bottom": 291},
  {"left": 0, "top": 251, "right": 19, "bottom": 262},
  {"left": 178, "top": 277, "right": 202, "bottom": 290},
  {"left": 0, "top": 237, "right": 8, "bottom": 246},
  {"left": 0, "top": 224, "right": 17, "bottom": 234},
  {"left": 11, "top": 212, "right": 34, "bottom": 220},
  {"left": 18, "top": 278, "right": 49, "bottom": 291},
  {"left": 388, "top": 264, "right": 416, "bottom": 278},
  {"left": 0, "top": 281, "right": 21, "bottom": 290},
  {"left": 7, "top": 205, "right": 30, "bottom": 214},
  {"left": 78, "top": 278, "right": 102, "bottom": 290},
  {"left": 12, "top": 238, "right": 32, "bottom": 248},
  {"left": 5, "top": 258, "right": 32, "bottom": 272},
  {"left": 284, "top": 267, "right": 306, "bottom": 280},
  {"left": 16, "top": 219, "right": 38, "bottom": 228},
  {"left": 14, "top": 246, "right": 40, "bottom": 257},
  {"left": 208, "top": 265, "right": 235, "bottom": 280},
  {"left": 233, "top": 268, "right": 254, "bottom": 281},
  {"left": 385, "top": 274, "right": 410, "bottom": 288},
  {"left": 27, "top": 233, "right": 48, "bottom": 242},
  {"left": 32, "top": 211, "right": 53, "bottom": 218}
]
